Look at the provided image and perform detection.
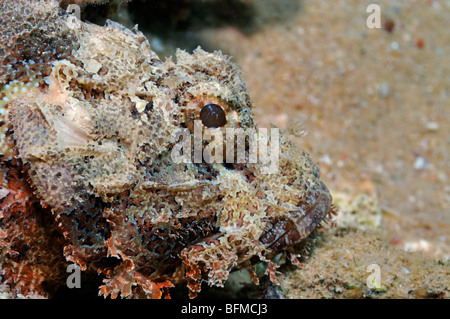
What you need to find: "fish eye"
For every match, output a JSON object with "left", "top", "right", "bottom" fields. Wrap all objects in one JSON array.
[
  {"left": 184, "top": 96, "right": 239, "bottom": 132},
  {"left": 200, "top": 103, "right": 227, "bottom": 128}
]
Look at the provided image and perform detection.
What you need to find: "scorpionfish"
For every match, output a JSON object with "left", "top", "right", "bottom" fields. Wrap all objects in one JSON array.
[{"left": 0, "top": 0, "right": 334, "bottom": 298}]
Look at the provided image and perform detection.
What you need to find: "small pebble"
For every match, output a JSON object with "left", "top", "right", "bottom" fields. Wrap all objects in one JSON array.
[
  {"left": 416, "top": 37, "right": 425, "bottom": 49},
  {"left": 390, "top": 41, "right": 401, "bottom": 51},
  {"left": 425, "top": 121, "right": 439, "bottom": 131},
  {"left": 413, "top": 156, "right": 428, "bottom": 170},
  {"left": 319, "top": 154, "right": 332, "bottom": 166},
  {"left": 377, "top": 81, "right": 390, "bottom": 97},
  {"left": 383, "top": 19, "right": 395, "bottom": 33}
]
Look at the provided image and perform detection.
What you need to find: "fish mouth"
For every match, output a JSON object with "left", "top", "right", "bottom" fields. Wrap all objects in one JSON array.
[
  {"left": 259, "top": 181, "right": 333, "bottom": 252},
  {"left": 294, "top": 183, "right": 333, "bottom": 237}
]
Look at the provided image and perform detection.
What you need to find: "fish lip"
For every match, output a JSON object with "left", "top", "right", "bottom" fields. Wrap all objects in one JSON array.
[
  {"left": 260, "top": 181, "right": 333, "bottom": 251},
  {"left": 298, "top": 184, "right": 332, "bottom": 234}
]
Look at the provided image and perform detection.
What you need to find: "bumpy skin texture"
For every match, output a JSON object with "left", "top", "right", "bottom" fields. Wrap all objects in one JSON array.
[{"left": 0, "top": 0, "right": 334, "bottom": 298}]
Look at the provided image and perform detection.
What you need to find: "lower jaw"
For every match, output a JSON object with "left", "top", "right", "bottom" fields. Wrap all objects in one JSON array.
[{"left": 261, "top": 181, "right": 333, "bottom": 253}]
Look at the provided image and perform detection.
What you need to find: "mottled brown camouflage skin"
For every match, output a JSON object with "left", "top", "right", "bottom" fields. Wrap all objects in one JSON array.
[{"left": 0, "top": 0, "right": 333, "bottom": 298}]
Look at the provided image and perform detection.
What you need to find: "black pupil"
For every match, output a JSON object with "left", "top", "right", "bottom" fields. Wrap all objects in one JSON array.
[{"left": 200, "top": 103, "right": 227, "bottom": 128}]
